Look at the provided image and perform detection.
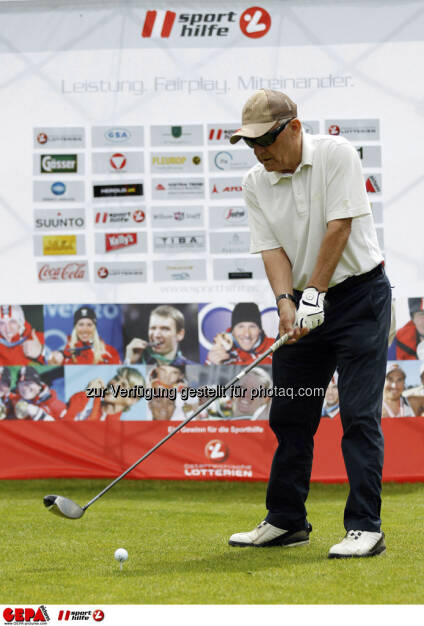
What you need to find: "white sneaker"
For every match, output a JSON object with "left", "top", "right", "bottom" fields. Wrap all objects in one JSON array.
[
  {"left": 228, "top": 521, "right": 312, "bottom": 547},
  {"left": 328, "top": 530, "right": 386, "bottom": 558}
]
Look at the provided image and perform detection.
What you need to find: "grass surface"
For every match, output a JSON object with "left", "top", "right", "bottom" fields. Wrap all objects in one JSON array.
[{"left": 1, "top": 479, "right": 423, "bottom": 604}]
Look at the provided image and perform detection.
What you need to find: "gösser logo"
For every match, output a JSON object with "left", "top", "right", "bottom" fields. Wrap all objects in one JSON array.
[
  {"left": 204, "top": 439, "right": 229, "bottom": 462},
  {"left": 239, "top": 7, "right": 271, "bottom": 38}
]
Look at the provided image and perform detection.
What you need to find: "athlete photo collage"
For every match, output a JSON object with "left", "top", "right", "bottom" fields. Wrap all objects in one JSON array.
[{"left": 0, "top": 299, "right": 423, "bottom": 422}]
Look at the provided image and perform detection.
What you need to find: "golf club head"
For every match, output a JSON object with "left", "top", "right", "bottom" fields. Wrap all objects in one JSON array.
[{"left": 43, "top": 494, "right": 85, "bottom": 520}]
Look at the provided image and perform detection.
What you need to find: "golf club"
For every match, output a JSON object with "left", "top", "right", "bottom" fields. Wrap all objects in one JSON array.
[{"left": 44, "top": 331, "right": 290, "bottom": 519}]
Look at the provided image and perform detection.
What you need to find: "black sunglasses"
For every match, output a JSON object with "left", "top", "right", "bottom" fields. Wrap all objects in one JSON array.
[{"left": 242, "top": 118, "right": 293, "bottom": 148}]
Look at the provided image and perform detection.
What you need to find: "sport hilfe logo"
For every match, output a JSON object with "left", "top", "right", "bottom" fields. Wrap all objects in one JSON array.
[{"left": 141, "top": 7, "right": 271, "bottom": 38}]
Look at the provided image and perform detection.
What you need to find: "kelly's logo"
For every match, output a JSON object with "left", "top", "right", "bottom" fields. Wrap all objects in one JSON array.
[{"left": 105, "top": 233, "right": 138, "bottom": 252}]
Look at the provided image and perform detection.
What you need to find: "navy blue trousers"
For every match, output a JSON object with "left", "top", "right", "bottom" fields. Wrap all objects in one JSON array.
[{"left": 265, "top": 267, "right": 392, "bottom": 533}]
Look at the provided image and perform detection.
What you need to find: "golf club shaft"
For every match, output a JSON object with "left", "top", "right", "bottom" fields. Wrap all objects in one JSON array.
[{"left": 82, "top": 332, "right": 290, "bottom": 510}]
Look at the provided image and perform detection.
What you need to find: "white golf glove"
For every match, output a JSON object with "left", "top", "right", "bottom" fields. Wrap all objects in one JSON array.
[{"left": 296, "top": 287, "right": 326, "bottom": 330}]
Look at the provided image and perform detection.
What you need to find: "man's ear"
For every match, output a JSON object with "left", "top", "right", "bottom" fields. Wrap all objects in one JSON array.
[
  {"left": 289, "top": 118, "right": 302, "bottom": 134},
  {"left": 176, "top": 328, "right": 185, "bottom": 343}
]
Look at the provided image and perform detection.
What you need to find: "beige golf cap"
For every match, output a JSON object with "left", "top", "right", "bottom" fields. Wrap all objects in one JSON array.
[{"left": 230, "top": 89, "right": 297, "bottom": 144}]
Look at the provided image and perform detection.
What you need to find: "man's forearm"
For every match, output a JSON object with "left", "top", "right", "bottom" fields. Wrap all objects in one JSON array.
[
  {"left": 261, "top": 248, "right": 293, "bottom": 296},
  {"left": 308, "top": 218, "right": 352, "bottom": 292}
]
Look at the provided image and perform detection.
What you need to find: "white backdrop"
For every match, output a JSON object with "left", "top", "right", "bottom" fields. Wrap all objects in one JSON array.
[{"left": 0, "top": 0, "right": 423, "bottom": 305}]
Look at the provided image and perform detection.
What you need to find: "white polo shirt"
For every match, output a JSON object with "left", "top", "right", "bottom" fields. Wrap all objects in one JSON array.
[{"left": 243, "top": 131, "right": 383, "bottom": 290}]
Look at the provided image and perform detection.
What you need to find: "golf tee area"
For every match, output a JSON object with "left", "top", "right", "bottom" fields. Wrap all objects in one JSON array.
[{"left": 1, "top": 479, "right": 422, "bottom": 605}]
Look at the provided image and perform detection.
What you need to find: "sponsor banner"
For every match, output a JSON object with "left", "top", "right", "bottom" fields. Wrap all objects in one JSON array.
[
  {"left": 150, "top": 125, "right": 203, "bottom": 146},
  {"left": 92, "top": 125, "right": 144, "bottom": 147},
  {"left": 37, "top": 261, "right": 89, "bottom": 282},
  {"left": 95, "top": 232, "right": 147, "bottom": 254},
  {"left": 33, "top": 127, "right": 85, "bottom": 148},
  {"left": 209, "top": 176, "right": 243, "bottom": 198},
  {"left": 213, "top": 257, "right": 266, "bottom": 280},
  {"left": 209, "top": 205, "right": 248, "bottom": 228},
  {"left": 150, "top": 151, "right": 203, "bottom": 173},
  {"left": 154, "top": 259, "right": 207, "bottom": 281},
  {"left": 365, "top": 174, "right": 382, "bottom": 193},
  {"left": 94, "top": 261, "right": 147, "bottom": 283},
  {"left": 34, "top": 234, "right": 85, "bottom": 256},
  {"left": 302, "top": 121, "right": 320, "bottom": 134},
  {"left": 356, "top": 145, "right": 382, "bottom": 168},
  {"left": 209, "top": 231, "right": 250, "bottom": 254},
  {"left": 93, "top": 207, "right": 146, "bottom": 229},
  {"left": 370, "top": 202, "right": 383, "bottom": 224},
  {"left": 33, "top": 208, "right": 85, "bottom": 230},
  {"left": 151, "top": 205, "right": 203, "bottom": 228},
  {"left": 93, "top": 182, "right": 143, "bottom": 199},
  {"left": 34, "top": 153, "right": 84, "bottom": 175},
  {"left": 91, "top": 151, "right": 144, "bottom": 174},
  {"left": 208, "top": 149, "right": 256, "bottom": 171},
  {"left": 207, "top": 124, "right": 240, "bottom": 143},
  {"left": 152, "top": 178, "right": 204, "bottom": 199},
  {"left": 325, "top": 119, "right": 380, "bottom": 140},
  {"left": 153, "top": 231, "right": 206, "bottom": 253},
  {"left": 33, "top": 180, "right": 84, "bottom": 203}
]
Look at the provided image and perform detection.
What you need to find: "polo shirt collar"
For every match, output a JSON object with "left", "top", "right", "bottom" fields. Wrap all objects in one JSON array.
[{"left": 266, "top": 130, "right": 314, "bottom": 185}]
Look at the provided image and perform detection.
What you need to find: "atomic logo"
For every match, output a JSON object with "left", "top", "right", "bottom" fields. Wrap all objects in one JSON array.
[
  {"left": 205, "top": 440, "right": 229, "bottom": 462},
  {"left": 239, "top": 7, "right": 271, "bottom": 38},
  {"left": 142, "top": 10, "right": 176, "bottom": 38},
  {"left": 110, "top": 153, "right": 127, "bottom": 170}
]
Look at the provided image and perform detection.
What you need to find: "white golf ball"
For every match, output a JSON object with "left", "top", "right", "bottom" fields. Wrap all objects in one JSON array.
[{"left": 114, "top": 548, "right": 128, "bottom": 563}]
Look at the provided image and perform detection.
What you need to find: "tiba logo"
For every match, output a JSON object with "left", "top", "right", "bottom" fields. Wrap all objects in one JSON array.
[{"left": 142, "top": 10, "right": 176, "bottom": 38}]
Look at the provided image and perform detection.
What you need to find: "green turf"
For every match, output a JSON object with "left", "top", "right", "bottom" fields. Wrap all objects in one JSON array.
[{"left": 1, "top": 479, "right": 423, "bottom": 604}]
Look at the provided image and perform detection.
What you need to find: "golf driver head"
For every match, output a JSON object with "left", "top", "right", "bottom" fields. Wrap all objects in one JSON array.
[{"left": 43, "top": 494, "right": 85, "bottom": 520}]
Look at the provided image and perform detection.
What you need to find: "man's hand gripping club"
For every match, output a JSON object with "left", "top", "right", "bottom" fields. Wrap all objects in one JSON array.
[{"left": 278, "top": 287, "right": 326, "bottom": 343}]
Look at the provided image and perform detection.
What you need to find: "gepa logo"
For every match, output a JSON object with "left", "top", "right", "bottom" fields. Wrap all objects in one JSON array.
[{"left": 3, "top": 606, "right": 49, "bottom": 623}]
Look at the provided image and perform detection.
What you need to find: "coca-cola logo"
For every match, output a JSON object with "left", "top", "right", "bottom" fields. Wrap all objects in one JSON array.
[
  {"left": 105, "top": 232, "right": 137, "bottom": 252},
  {"left": 38, "top": 262, "right": 87, "bottom": 282}
]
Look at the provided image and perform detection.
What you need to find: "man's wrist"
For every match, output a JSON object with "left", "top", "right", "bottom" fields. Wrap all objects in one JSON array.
[
  {"left": 306, "top": 285, "right": 327, "bottom": 293},
  {"left": 276, "top": 293, "right": 296, "bottom": 306}
]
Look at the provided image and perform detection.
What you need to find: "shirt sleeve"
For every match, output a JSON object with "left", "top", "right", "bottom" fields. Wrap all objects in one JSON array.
[
  {"left": 325, "top": 142, "right": 371, "bottom": 222},
  {"left": 243, "top": 173, "right": 282, "bottom": 254}
]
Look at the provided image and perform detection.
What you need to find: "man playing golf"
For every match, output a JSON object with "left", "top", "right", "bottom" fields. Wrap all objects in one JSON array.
[{"left": 228, "top": 89, "right": 391, "bottom": 558}]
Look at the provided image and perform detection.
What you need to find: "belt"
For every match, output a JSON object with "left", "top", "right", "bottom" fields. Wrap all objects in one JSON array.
[
  {"left": 327, "top": 263, "right": 384, "bottom": 295},
  {"left": 293, "top": 263, "right": 385, "bottom": 300}
]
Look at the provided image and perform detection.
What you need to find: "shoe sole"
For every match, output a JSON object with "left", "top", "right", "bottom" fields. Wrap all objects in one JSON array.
[
  {"left": 228, "top": 537, "right": 310, "bottom": 548},
  {"left": 328, "top": 535, "right": 386, "bottom": 559}
]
